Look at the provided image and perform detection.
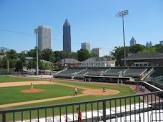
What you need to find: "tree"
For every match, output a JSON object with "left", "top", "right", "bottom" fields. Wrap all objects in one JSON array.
[
  {"left": 6, "top": 49, "right": 18, "bottom": 68},
  {"left": 142, "top": 47, "right": 156, "bottom": 53},
  {"left": 155, "top": 44, "right": 163, "bottom": 53},
  {"left": 39, "top": 61, "right": 51, "bottom": 70},
  {"left": 90, "top": 52, "right": 98, "bottom": 57},
  {"left": 77, "top": 49, "right": 90, "bottom": 61},
  {"left": 6, "top": 49, "right": 17, "bottom": 60},
  {"left": 41, "top": 49, "right": 53, "bottom": 61},
  {"left": 53, "top": 51, "right": 78, "bottom": 63},
  {"left": 27, "top": 60, "right": 36, "bottom": 69},
  {"left": 129, "top": 44, "right": 145, "bottom": 53},
  {"left": 53, "top": 51, "right": 63, "bottom": 63},
  {"left": 111, "top": 47, "right": 125, "bottom": 66},
  {"left": 67, "top": 52, "right": 78, "bottom": 59},
  {"left": 0, "top": 57, "right": 7, "bottom": 68},
  {"left": 18, "top": 51, "right": 26, "bottom": 67},
  {"left": 15, "top": 60, "right": 23, "bottom": 71},
  {"left": 27, "top": 48, "right": 41, "bottom": 58}
]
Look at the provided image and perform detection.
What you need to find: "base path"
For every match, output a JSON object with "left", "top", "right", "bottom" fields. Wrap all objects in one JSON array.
[
  {"left": 0, "top": 94, "right": 86, "bottom": 109},
  {"left": 0, "top": 81, "right": 51, "bottom": 87}
]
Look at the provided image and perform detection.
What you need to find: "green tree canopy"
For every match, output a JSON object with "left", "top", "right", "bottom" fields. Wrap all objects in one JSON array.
[
  {"left": 111, "top": 47, "right": 125, "bottom": 66},
  {"left": 6, "top": 49, "right": 17, "bottom": 60},
  {"left": 155, "top": 44, "right": 163, "bottom": 53},
  {"left": 41, "top": 49, "right": 53, "bottom": 61},
  {"left": 6, "top": 49, "right": 18, "bottom": 68},
  {"left": 27, "top": 48, "right": 41, "bottom": 58},
  {"left": 129, "top": 44, "right": 145, "bottom": 53},
  {"left": 15, "top": 60, "right": 23, "bottom": 71},
  {"left": 77, "top": 49, "right": 90, "bottom": 61}
]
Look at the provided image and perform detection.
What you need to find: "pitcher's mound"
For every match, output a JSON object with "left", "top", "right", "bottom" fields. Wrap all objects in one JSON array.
[
  {"left": 21, "top": 88, "right": 45, "bottom": 93},
  {"left": 82, "top": 89, "right": 119, "bottom": 96}
]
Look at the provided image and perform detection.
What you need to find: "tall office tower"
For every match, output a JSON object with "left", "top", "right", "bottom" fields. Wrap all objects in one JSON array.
[
  {"left": 81, "top": 42, "right": 90, "bottom": 51},
  {"left": 130, "top": 37, "right": 136, "bottom": 46},
  {"left": 146, "top": 41, "right": 152, "bottom": 48},
  {"left": 92, "top": 48, "right": 100, "bottom": 57},
  {"left": 63, "top": 19, "right": 71, "bottom": 52},
  {"left": 160, "top": 41, "right": 163, "bottom": 45},
  {"left": 35, "top": 25, "right": 51, "bottom": 51}
]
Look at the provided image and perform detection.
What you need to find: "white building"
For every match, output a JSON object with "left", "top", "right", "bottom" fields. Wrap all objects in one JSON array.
[
  {"left": 81, "top": 57, "right": 115, "bottom": 67},
  {"left": 81, "top": 42, "right": 90, "bottom": 51},
  {"left": 35, "top": 25, "right": 51, "bottom": 51}
]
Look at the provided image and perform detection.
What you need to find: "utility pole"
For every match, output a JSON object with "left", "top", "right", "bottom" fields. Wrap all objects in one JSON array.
[
  {"left": 35, "top": 29, "right": 39, "bottom": 75},
  {"left": 7, "top": 59, "right": 9, "bottom": 73}
]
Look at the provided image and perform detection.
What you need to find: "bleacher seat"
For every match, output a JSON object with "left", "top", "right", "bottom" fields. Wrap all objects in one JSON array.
[
  {"left": 124, "top": 68, "right": 147, "bottom": 77},
  {"left": 54, "top": 67, "right": 148, "bottom": 79}
]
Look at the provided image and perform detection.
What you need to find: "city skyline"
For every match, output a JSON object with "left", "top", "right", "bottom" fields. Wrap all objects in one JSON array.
[{"left": 0, "top": 0, "right": 163, "bottom": 56}]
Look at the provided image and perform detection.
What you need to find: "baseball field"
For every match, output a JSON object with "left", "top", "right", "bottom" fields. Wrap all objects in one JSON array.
[{"left": 0, "top": 75, "right": 138, "bottom": 110}]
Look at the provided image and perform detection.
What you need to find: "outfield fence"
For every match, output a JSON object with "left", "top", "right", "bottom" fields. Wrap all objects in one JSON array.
[{"left": 0, "top": 91, "right": 163, "bottom": 122}]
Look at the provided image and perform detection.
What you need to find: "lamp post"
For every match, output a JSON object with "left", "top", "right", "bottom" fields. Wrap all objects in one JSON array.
[
  {"left": 35, "top": 29, "right": 39, "bottom": 75},
  {"left": 117, "top": 10, "right": 128, "bottom": 67}
]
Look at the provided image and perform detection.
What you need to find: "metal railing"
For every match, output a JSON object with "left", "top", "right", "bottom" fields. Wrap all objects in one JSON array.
[{"left": 0, "top": 91, "right": 163, "bottom": 122}]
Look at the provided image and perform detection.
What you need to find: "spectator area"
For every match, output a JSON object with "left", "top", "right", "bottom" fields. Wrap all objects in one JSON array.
[{"left": 54, "top": 67, "right": 148, "bottom": 81}]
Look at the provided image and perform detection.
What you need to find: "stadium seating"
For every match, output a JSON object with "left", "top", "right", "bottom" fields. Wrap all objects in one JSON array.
[
  {"left": 54, "top": 69, "right": 82, "bottom": 78},
  {"left": 74, "top": 69, "right": 88, "bottom": 78},
  {"left": 123, "top": 68, "right": 147, "bottom": 77},
  {"left": 103, "top": 68, "right": 125, "bottom": 76},
  {"left": 86, "top": 68, "right": 106, "bottom": 76},
  {"left": 54, "top": 67, "right": 148, "bottom": 80},
  {"left": 150, "top": 67, "right": 163, "bottom": 77}
]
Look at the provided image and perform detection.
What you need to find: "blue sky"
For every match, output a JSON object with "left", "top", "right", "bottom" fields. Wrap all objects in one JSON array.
[{"left": 0, "top": 0, "right": 163, "bottom": 56}]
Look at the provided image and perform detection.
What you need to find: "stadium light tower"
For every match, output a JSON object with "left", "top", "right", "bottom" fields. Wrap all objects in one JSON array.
[{"left": 117, "top": 10, "right": 128, "bottom": 67}]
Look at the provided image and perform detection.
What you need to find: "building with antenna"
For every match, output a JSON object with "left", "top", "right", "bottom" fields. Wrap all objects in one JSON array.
[
  {"left": 130, "top": 37, "right": 136, "bottom": 46},
  {"left": 63, "top": 19, "right": 71, "bottom": 52},
  {"left": 146, "top": 41, "right": 152, "bottom": 48}
]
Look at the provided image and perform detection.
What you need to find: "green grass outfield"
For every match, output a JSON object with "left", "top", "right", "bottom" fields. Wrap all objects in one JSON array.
[
  {"left": 0, "top": 80, "right": 136, "bottom": 108},
  {"left": 0, "top": 75, "right": 40, "bottom": 83},
  {"left": 0, "top": 81, "right": 135, "bottom": 106},
  {"left": 0, "top": 84, "right": 77, "bottom": 105},
  {"left": 0, "top": 76, "right": 136, "bottom": 107}
]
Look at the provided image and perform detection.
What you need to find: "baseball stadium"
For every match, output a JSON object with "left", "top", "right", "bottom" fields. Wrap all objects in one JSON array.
[
  {"left": 0, "top": 1, "right": 163, "bottom": 121},
  {"left": 0, "top": 66, "right": 162, "bottom": 122}
]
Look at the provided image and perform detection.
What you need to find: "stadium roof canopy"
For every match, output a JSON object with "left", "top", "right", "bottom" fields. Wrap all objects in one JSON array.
[
  {"left": 82, "top": 57, "right": 115, "bottom": 62},
  {"left": 60, "top": 58, "right": 80, "bottom": 64},
  {"left": 125, "top": 53, "right": 163, "bottom": 60}
]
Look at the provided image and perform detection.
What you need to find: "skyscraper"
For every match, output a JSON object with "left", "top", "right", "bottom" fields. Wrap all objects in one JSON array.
[
  {"left": 35, "top": 26, "right": 51, "bottom": 51},
  {"left": 130, "top": 37, "right": 136, "bottom": 46},
  {"left": 146, "top": 41, "right": 152, "bottom": 48},
  {"left": 63, "top": 19, "right": 71, "bottom": 52},
  {"left": 92, "top": 48, "right": 100, "bottom": 57},
  {"left": 81, "top": 42, "right": 90, "bottom": 51},
  {"left": 160, "top": 41, "right": 163, "bottom": 45}
]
